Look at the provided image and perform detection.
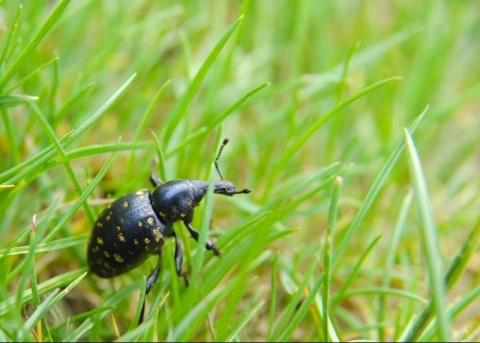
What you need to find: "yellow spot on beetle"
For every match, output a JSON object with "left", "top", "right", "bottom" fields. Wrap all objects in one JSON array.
[
  {"left": 138, "top": 221, "right": 143, "bottom": 227},
  {"left": 118, "top": 233, "right": 126, "bottom": 242},
  {"left": 97, "top": 237, "right": 104, "bottom": 245},
  {"left": 123, "top": 201, "right": 129, "bottom": 208},
  {"left": 116, "top": 226, "right": 121, "bottom": 231},
  {"left": 114, "top": 254, "right": 124, "bottom": 263},
  {"left": 153, "top": 228, "right": 163, "bottom": 242},
  {"left": 147, "top": 217, "right": 154, "bottom": 226},
  {"left": 134, "top": 239, "right": 139, "bottom": 245},
  {"left": 144, "top": 238, "right": 151, "bottom": 244},
  {"left": 97, "top": 222, "right": 103, "bottom": 228},
  {"left": 104, "top": 251, "right": 110, "bottom": 258}
]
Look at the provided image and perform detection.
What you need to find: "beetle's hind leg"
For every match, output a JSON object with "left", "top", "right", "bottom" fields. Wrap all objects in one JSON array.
[
  {"left": 184, "top": 222, "right": 221, "bottom": 256},
  {"left": 173, "top": 232, "right": 189, "bottom": 286},
  {"left": 139, "top": 252, "right": 162, "bottom": 324}
]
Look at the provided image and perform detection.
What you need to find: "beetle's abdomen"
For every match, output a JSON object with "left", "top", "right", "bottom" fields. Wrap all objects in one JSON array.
[{"left": 87, "top": 190, "right": 171, "bottom": 278}]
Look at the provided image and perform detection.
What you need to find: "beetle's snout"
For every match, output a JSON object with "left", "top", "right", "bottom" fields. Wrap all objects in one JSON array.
[{"left": 214, "top": 181, "right": 251, "bottom": 196}]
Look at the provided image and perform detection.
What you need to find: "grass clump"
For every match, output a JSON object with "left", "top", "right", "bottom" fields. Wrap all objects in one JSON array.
[{"left": 1, "top": 1, "right": 480, "bottom": 341}]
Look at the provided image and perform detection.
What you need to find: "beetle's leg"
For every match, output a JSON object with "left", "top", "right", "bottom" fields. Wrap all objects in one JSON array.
[
  {"left": 146, "top": 252, "right": 162, "bottom": 294},
  {"left": 173, "top": 232, "right": 190, "bottom": 286},
  {"left": 149, "top": 173, "right": 163, "bottom": 188},
  {"left": 172, "top": 232, "right": 183, "bottom": 276},
  {"left": 139, "top": 252, "right": 162, "bottom": 324},
  {"left": 184, "top": 222, "right": 221, "bottom": 256}
]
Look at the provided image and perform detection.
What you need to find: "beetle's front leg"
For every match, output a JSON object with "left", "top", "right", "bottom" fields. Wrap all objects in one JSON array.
[{"left": 184, "top": 222, "right": 221, "bottom": 256}]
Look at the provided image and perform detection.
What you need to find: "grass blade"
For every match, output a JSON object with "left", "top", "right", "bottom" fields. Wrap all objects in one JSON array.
[{"left": 402, "top": 128, "right": 451, "bottom": 341}]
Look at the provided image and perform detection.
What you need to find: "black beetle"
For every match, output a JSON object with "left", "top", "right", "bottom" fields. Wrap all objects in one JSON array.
[{"left": 87, "top": 138, "right": 250, "bottom": 322}]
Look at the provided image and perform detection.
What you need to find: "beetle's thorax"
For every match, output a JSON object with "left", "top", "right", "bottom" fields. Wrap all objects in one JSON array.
[{"left": 149, "top": 179, "right": 242, "bottom": 224}]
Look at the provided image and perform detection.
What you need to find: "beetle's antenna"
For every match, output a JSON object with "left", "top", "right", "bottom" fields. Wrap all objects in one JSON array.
[{"left": 214, "top": 138, "right": 229, "bottom": 180}]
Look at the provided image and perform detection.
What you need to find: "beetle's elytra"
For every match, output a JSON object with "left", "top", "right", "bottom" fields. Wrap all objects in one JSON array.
[{"left": 87, "top": 138, "right": 251, "bottom": 322}]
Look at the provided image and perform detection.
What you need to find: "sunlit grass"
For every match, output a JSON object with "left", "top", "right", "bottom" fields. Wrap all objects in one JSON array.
[{"left": 1, "top": 1, "right": 479, "bottom": 341}]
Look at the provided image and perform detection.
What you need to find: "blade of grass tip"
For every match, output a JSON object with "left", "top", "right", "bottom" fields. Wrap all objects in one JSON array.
[
  {"left": 0, "top": 95, "right": 39, "bottom": 108},
  {"left": 226, "top": 301, "right": 265, "bottom": 342},
  {"left": 162, "top": 15, "right": 244, "bottom": 146},
  {"left": 332, "top": 105, "right": 428, "bottom": 268},
  {"left": 402, "top": 128, "right": 450, "bottom": 341},
  {"left": 44, "top": 139, "right": 120, "bottom": 242},
  {"left": 267, "top": 252, "right": 279, "bottom": 338},
  {"left": 378, "top": 189, "right": 413, "bottom": 341},
  {"left": 323, "top": 176, "right": 343, "bottom": 342},
  {"left": 127, "top": 79, "right": 171, "bottom": 177},
  {"left": 5, "top": 73, "right": 136, "bottom": 185},
  {"left": 29, "top": 100, "right": 95, "bottom": 223},
  {"left": 0, "top": 4, "right": 22, "bottom": 65},
  {"left": 0, "top": 0, "right": 71, "bottom": 89},
  {"left": 166, "top": 81, "right": 270, "bottom": 157}
]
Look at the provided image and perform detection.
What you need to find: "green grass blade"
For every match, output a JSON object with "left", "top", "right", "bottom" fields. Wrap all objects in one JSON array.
[
  {"left": 402, "top": 128, "right": 451, "bottom": 341},
  {"left": 44, "top": 140, "right": 119, "bottom": 242},
  {"left": 226, "top": 301, "right": 265, "bottom": 342},
  {"left": 0, "top": 268, "right": 87, "bottom": 317},
  {"left": 323, "top": 176, "right": 343, "bottom": 342},
  {"left": 29, "top": 101, "right": 94, "bottom": 223},
  {"left": 162, "top": 15, "right": 244, "bottom": 146},
  {"left": 17, "top": 272, "right": 87, "bottom": 341},
  {"left": 166, "top": 81, "right": 270, "bottom": 157},
  {"left": 2, "top": 73, "right": 136, "bottom": 185},
  {"left": 332, "top": 106, "right": 428, "bottom": 267},
  {"left": 0, "top": 0, "right": 71, "bottom": 90},
  {"left": 377, "top": 190, "right": 413, "bottom": 341},
  {"left": 275, "top": 76, "right": 402, "bottom": 173},
  {"left": 332, "top": 235, "right": 382, "bottom": 309}
]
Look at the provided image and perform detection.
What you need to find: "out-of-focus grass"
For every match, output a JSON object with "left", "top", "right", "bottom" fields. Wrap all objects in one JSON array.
[{"left": 1, "top": 1, "right": 479, "bottom": 341}]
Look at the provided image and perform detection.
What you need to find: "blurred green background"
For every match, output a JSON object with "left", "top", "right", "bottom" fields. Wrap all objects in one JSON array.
[{"left": 1, "top": 0, "right": 479, "bottom": 341}]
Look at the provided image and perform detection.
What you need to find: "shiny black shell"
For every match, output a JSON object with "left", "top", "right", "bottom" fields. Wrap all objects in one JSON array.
[{"left": 87, "top": 189, "right": 173, "bottom": 278}]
